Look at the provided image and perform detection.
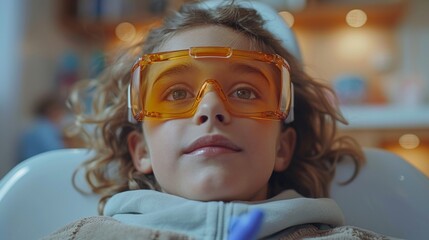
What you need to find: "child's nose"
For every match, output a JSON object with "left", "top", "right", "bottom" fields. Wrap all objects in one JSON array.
[{"left": 192, "top": 91, "right": 231, "bottom": 125}]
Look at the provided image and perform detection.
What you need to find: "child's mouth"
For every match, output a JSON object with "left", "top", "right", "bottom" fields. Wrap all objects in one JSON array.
[{"left": 183, "top": 134, "right": 242, "bottom": 156}]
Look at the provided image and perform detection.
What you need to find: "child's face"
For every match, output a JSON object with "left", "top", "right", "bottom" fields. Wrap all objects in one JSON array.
[{"left": 130, "top": 25, "right": 295, "bottom": 201}]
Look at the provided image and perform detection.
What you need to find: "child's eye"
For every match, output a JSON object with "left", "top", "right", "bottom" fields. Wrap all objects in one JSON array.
[
  {"left": 230, "top": 88, "right": 257, "bottom": 100},
  {"left": 166, "top": 89, "right": 193, "bottom": 101}
]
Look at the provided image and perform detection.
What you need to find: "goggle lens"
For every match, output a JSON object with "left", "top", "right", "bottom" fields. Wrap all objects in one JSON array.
[{"left": 129, "top": 47, "right": 293, "bottom": 122}]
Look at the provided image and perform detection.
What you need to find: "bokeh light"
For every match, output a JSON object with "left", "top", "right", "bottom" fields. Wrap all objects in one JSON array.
[
  {"left": 399, "top": 134, "right": 420, "bottom": 150},
  {"left": 279, "top": 11, "right": 295, "bottom": 27},
  {"left": 115, "top": 22, "right": 136, "bottom": 42},
  {"left": 346, "top": 9, "right": 367, "bottom": 28}
]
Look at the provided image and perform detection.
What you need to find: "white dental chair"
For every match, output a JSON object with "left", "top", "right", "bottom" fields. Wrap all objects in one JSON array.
[
  {"left": 0, "top": 148, "right": 428, "bottom": 240},
  {"left": 0, "top": 149, "right": 99, "bottom": 240},
  {"left": 331, "top": 149, "right": 429, "bottom": 239}
]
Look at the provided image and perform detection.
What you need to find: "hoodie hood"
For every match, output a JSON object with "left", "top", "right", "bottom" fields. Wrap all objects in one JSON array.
[{"left": 104, "top": 190, "right": 344, "bottom": 240}]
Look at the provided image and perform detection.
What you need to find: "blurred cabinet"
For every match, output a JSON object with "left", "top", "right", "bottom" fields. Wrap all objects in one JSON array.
[
  {"left": 290, "top": 1, "right": 429, "bottom": 177},
  {"left": 339, "top": 124, "right": 429, "bottom": 178},
  {"left": 338, "top": 105, "right": 429, "bottom": 177},
  {"left": 292, "top": 1, "right": 429, "bottom": 132}
]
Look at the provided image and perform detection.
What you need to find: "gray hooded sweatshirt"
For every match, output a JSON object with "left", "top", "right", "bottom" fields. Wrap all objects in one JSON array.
[
  {"left": 44, "top": 190, "right": 392, "bottom": 240},
  {"left": 103, "top": 190, "right": 344, "bottom": 239}
]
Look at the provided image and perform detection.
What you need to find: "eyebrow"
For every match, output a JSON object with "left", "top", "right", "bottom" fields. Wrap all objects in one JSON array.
[
  {"left": 153, "top": 63, "right": 196, "bottom": 85},
  {"left": 229, "top": 63, "right": 270, "bottom": 83},
  {"left": 230, "top": 63, "right": 263, "bottom": 74}
]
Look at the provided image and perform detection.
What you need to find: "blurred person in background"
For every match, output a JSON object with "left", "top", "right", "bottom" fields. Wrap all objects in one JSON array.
[{"left": 17, "top": 94, "right": 67, "bottom": 162}]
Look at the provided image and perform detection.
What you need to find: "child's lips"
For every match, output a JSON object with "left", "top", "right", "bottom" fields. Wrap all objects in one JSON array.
[{"left": 183, "top": 135, "right": 242, "bottom": 155}]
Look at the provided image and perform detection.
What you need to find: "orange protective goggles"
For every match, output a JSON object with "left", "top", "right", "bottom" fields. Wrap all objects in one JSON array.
[{"left": 128, "top": 47, "right": 294, "bottom": 123}]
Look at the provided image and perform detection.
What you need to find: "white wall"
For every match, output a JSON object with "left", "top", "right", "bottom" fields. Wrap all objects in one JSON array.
[
  {"left": 19, "top": 0, "right": 80, "bottom": 122},
  {"left": 0, "top": 0, "right": 80, "bottom": 178},
  {"left": 0, "top": 0, "right": 24, "bottom": 178}
]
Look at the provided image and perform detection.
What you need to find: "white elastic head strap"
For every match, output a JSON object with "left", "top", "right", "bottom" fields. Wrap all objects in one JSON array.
[{"left": 127, "top": 84, "right": 137, "bottom": 123}]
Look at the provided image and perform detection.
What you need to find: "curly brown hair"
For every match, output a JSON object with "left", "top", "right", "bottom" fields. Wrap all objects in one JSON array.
[{"left": 69, "top": 1, "right": 364, "bottom": 214}]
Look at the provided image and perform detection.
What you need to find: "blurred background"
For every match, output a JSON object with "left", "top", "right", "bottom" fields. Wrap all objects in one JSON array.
[{"left": 1, "top": 0, "right": 428, "bottom": 179}]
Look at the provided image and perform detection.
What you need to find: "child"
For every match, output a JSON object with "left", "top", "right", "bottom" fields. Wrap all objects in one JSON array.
[{"left": 47, "top": 0, "right": 389, "bottom": 239}]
